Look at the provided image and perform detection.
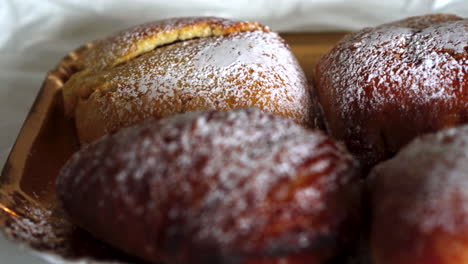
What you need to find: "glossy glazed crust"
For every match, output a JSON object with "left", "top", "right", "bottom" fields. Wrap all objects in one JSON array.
[
  {"left": 62, "top": 17, "right": 313, "bottom": 143},
  {"left": 57, "top": 109, "right": 361, "bottom": 264},
  {"left": 313, "top": 14, "right": 468, "bottom": 169},
  {"left": 370, "top": 125, "right": 468, "bottom": 264}
]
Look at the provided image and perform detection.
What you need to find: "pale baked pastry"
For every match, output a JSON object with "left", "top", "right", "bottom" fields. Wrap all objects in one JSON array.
[
  {"left": 57, "top": 108, "right": 361, "bottom": 264},
  {"left": 62, "top": 17, "right": 313, "bottom": 143},
  {"left": 313, "top": 14, "right": 467, "bottom": 169},
  {"left": 370, "top": 125, "right": 468, "bottom": 264}
]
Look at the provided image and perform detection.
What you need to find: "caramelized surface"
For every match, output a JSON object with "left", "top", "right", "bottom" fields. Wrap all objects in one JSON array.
[
  {"left": 370, "top": 125, "right": 468, "bottom": 264},
  {"left": 70, "top": 30, "right": 312, "bottom": 143},
  {"left": 314, "top": 14, "right": 468, "bottom": 169},
  {"left": 57, "top": 109, "right": 361, "bottom": 264},
  {"left": 63, "top": 17, "right": 267, "bottom": 114},
  {"left": 63, "top": 17, "right": 314, "bottom": 144}
]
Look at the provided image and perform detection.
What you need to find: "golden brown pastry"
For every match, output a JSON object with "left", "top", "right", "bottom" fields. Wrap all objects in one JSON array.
[
  {"left": 57, "top": 108, "right": 361, "bottom": 264},
  {"left": 313, "top": 14, "right": 467, "bottom": 169},
  {"left": 369, "top": 125, "right": 468, "bottom": 264},
  {"left": 62, "top": 17, "right": 313, "bottom": 143}
]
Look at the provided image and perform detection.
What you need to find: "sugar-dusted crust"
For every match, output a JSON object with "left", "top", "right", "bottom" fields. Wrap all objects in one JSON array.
[
  {"left": 77, "top": 17, "right": 267, "bottom": 72},
  {"left": 57, "top": 108, "right": 361, "bottom": 264},
  {"left": 314, "top": 14, "right": 467, "bottom": 169},
  {"left": 370, "top": 125, "right": 468, "bottom": 264},
  {"left": 63, "top": 17, "right": 313, "bottom": 143}
]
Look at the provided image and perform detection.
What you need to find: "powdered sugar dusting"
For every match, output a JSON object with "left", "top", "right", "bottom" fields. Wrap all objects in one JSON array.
[
  {"left": 193, "top": 34, "right": 269, "bottom": 68},
  {"left": 372, "top": 124, "right": 468, "bottom": 234},
  {"left": 79, "top": 17, "right": 265, "bottom": 70},
  {"left": 79, "top": 30, "right": 310, "bottom": 133},
  {"left": 5, "top": 205, "right": 58, "bottom": 248},
  {"left": 315, "top": 14, "right": 467, "bottom": 167},
  {"left": 318, "top": 16, "right": 467, "bottom": 118},
  {"left": 57, "top": 109, "right": 358, "bottom": 261}
]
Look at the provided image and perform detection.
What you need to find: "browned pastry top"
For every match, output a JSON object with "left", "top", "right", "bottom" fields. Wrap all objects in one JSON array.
[
  {"left": 68, "top": 30, "right": 310, "bottom": 124},
  {"left": 372, "top": 125, "right": 468, "bottom": 233},
  {"left": 314, "top": 14, "right": 467, "bottom": 167},
  {"left": 321, "top": 14, "right": 466, "bottom": 118},
  {"left": 64, "top": 17, "right": 268, "bottom": 115},
  {"left": 62, "top": 17, "right": 312, "bottom": 143},
  {"left": 78, "top": 17, "right": 268, "bottom": 71},
  {"left": 370, "top": 125, "right": 468, "bottom": 264},
  {"left": 57, "top": 108, "right": 360, "bottom": 263}
]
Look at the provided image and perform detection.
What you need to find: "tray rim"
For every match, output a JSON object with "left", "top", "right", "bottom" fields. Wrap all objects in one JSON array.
[{"left": 1, "top": 43, "right": 93, "bottom": 186}]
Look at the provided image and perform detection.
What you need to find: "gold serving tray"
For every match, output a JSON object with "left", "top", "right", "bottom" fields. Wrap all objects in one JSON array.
[{"left": 0, "top": 32, "right": 348, "bottom": 263}]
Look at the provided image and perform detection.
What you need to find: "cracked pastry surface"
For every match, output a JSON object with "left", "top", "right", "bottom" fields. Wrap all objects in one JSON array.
[
  {"left": 57, "top": 108, "right": 361, "bottom": 264},
  {"left": 62, "top": 17, "right": 313, "bottom": 143},
  {"left": 313, "top": 14, "right": 467, "bottom": 169},
  {"left": 369, "top": 124, "right": 468, "bottom": 264}
]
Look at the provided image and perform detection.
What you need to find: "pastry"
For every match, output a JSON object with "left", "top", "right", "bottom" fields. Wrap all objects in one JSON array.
[
  {"left": 57, "top": 108, "right": 360, "bottom": 264},
  {"left": 62, "top": 17, "right": 314, "bottom": 143},
  {"left": 369, "top": 125, "right": 468, "bottom": 264},
  {"left": 313, "top": 14, "right": 467, "bottom": 169}
]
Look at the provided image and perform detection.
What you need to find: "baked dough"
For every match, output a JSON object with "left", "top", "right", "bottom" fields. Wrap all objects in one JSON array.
[
  {"left": 57, "top": 108, "right": 360, "bottom": 264},
  {"left": 370, "top": 125, "right": 468, "bottom": 264},
  {"left": 62, "top": 17, "right": 313, "bottom": 143},
  {"left": 314, "top": 14, "right": 467, "bottom": 169}
]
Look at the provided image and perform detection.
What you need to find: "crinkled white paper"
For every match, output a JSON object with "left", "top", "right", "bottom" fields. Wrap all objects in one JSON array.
[{"left": 0, "top": 0, "right": 466, "bottom": 263}]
